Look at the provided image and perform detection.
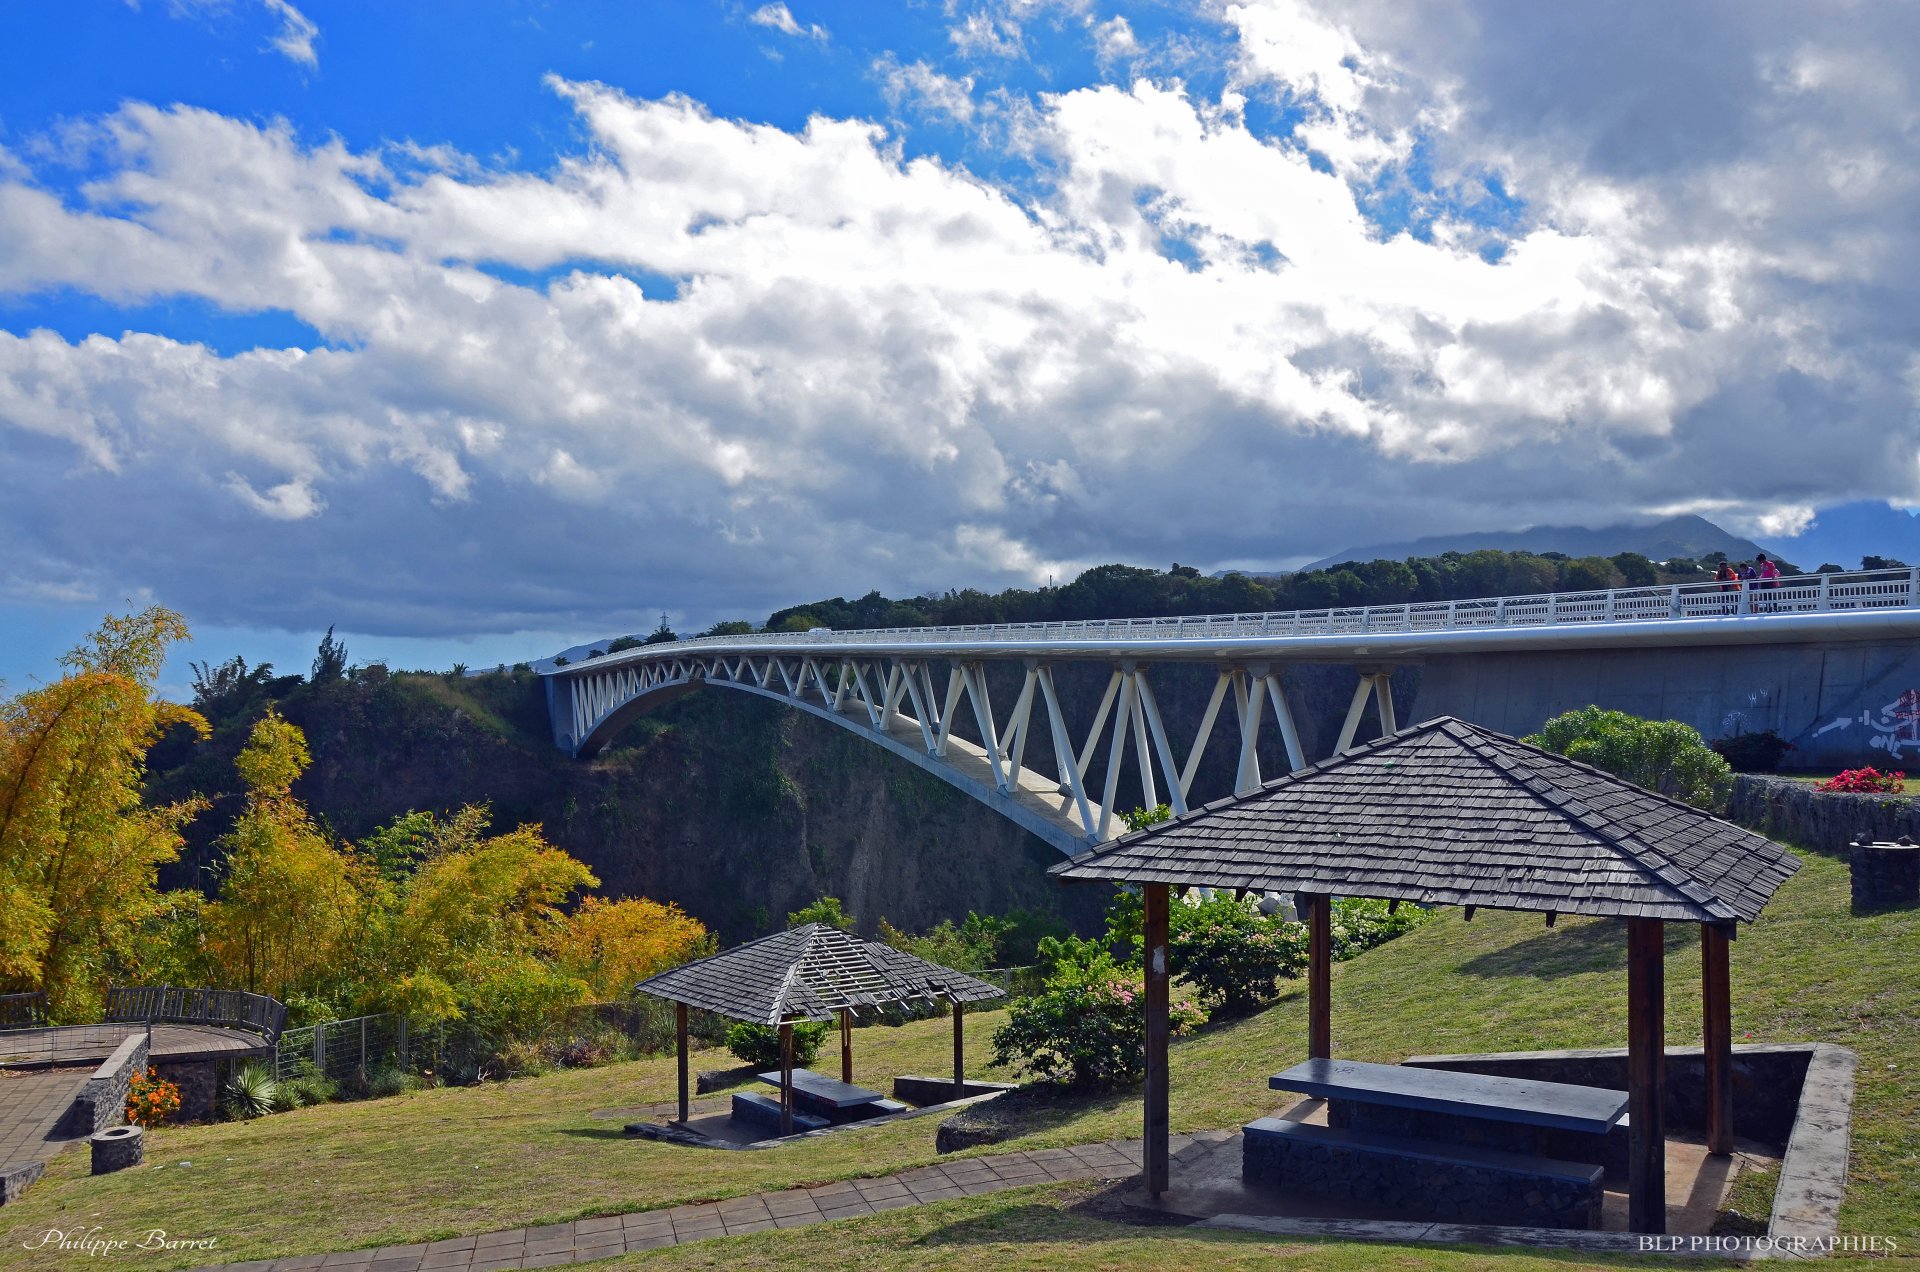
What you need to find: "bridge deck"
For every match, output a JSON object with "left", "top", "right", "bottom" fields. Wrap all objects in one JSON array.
[{"left": 547, "top": 567, "right": 1920, "bottom": 673}]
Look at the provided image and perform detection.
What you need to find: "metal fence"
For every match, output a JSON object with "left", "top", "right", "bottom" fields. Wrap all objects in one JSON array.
[
  {"left": 269, "top": 1003, "right": 699, "bottom": 1084},
  {"left": 273, "top": 1013, "right": 408, "bottom": 1083}
]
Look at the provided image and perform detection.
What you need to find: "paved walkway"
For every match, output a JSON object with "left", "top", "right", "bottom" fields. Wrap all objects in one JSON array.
[
  {"left": 199, "top": 1135, "right": 1230, "bottom": 1272},
  {"left": 0, "top": 1069, "right": 90, "bottom": 1203}
]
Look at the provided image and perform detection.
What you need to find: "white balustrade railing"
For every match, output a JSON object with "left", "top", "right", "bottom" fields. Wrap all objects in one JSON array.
[{"left": 554, "top": 566, "right": 1920, "bottom": 667}]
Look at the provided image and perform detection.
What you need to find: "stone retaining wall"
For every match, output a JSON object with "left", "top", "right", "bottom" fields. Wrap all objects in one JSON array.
[
  {"left": 156, "top": 1059, "right": 218, "bottom": 1122},
  {"left": 59, "top": 1032, "right": 147, "bottom": 1138},
  {"left": 1727, "top": 774, "right": 1920, "bottom": 855},
  {"left": 1242, "top": 1118, "right": 1603, "bottom": 1230},
  {"left": 1404, "top": 1043, "right": 1857, "bottom": 1248}
]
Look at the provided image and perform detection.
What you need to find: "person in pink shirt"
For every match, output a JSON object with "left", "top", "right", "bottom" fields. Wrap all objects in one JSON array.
[{"left": 1755, "top": 553, "right": 1781, "bottom": 611}]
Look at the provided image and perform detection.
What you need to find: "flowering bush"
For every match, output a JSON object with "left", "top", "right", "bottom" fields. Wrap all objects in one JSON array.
[
  {"left": 1170, "top": 894, "right": 1307, "bottom": 1016},
  {"left": 126, "top": 1067, "right": 181, "bottom": 1127},
  {"left": 990, "top": 946, "right": 1205, "bottom": 1090},
  {"left": 1817, "top": 767, "right": 1907, "bottom": 794}
]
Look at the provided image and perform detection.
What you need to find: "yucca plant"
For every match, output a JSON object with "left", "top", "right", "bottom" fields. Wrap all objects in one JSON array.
[{"left": 222, "top": 1062, "right": 279, "bottom": 1119}]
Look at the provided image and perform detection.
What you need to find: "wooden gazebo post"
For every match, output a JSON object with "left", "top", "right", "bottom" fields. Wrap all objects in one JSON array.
[
  {"left": 1302, "top": 893, "right": 1331, "bottom": 1060},
  {"left": 1702, "top": 923, "right": 1734, "bottom": 1155},
  {"left": 1143, "top": 883, "right": 1171, "bottom": 1196},
  {"left": 1627, "top": 918, "right": 1667, "bottom": 1234},
  {"left": 675, "top": 1002, "right": 690, "bottom": 1124},
  {"left": 952, "top": 1000, "right": 966, "bottom": 1098},
  {"left": 778, "top": 1021, "right": 795, "bottom": 1137}
]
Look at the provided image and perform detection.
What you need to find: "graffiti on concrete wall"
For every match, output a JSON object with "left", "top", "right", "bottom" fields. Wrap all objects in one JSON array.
[{"left": 1811, "top": 688, "right": 1920, "bottom": 759}]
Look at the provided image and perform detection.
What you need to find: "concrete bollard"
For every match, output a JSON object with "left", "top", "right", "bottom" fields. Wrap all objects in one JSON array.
[{"left": 90, "top": 1125, "right": 144, "bottom": 1174}]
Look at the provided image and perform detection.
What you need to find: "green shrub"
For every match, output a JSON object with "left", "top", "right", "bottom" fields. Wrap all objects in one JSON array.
[
  {"left": 1169, "top": 894, "right": 1307, "bottom": 1016},
  {"left": 725, "top": 1020, "right": 829, "bottom": 1069},
  {"left": 1121, "top": 804, "right": 1172, "bottom": 832},
  {"left": 496, "top": 1036, "right": 555, "bottom": 1078},
  {"left": 1330, "top": 897, "right": 1436, "bottom": 961},
  {"left": 275, "top": 1061, "right": 336, "bottom": 1110},
  {"left": 221, "top": 1061, "right": 279, "bottom": 1119},
  {"left": 876, "top": 913, "right": 1003, "bottom": 971},
  {"left": 555, "top": 1023, "right": 637, "bottom": 1068},
  {"left": 786, "top": 896, "right": 855, "bottom": 931},
  {"left": 1525, "top": 706, "right": 1732, "bottom": 810},
  {"left": 367, "top": 1065, "right": 425, "bottom": 1098},
  {"left": 989, "top": 943, "right": 1204, "bottom": 1090}
]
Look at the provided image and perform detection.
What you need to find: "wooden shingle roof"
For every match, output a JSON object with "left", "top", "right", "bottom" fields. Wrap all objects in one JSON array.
[
  {"left": 1050, "top": 716, "right": 1799, "bottom": 924},
  {"left": 633, "top": 923, "right": 1006, "bottom": 1025}
]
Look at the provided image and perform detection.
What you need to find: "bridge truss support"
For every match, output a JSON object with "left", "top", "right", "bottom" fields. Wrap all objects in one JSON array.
[{"left": 552, "top": 653, "right": 1400, "bottom": 855}]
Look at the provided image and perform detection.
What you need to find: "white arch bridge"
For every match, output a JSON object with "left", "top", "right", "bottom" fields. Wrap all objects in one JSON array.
[{"left": 544, "top": 568, "right": 1920, "bottom": 856}]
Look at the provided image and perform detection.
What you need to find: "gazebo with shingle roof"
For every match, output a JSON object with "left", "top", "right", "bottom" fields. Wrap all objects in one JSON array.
[
  {"left": 636, "top": 923, "right": 1005, "bottom": 1134},
  {"left": 1050, "top": 715, "right": 1800, "bottom": 1233}
]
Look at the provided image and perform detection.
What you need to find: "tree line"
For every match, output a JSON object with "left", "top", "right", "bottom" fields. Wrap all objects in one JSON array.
[{"left": 645, "top": 546, "right": 1834, "bottom": 641}]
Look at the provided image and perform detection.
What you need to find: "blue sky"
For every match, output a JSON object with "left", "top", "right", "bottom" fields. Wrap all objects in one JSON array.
[{"left": 3, "top": 1, "right": 1917, "bottom": 696}]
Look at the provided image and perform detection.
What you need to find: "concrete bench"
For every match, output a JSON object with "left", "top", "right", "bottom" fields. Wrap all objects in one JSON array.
[
  {"left": 1269, "top": 1058, "right": 1626, "bottom": 1134},
  {"left": 755, "top": 1068, "right": 902, "bottom": 1122},
  {"left": 730, "top": 1091, "right": 827, "bottom": 1134},
  {"left": 1242, "top": 1118, "right": 1604, "bottom": 1230}
]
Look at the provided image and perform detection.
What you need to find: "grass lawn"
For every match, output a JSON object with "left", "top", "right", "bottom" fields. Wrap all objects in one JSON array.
[{"left": 3, "top": 848, "right": 1914, "bottom": 1269}]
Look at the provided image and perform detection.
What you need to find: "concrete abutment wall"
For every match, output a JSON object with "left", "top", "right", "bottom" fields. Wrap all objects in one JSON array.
[{"left": 1413, "top": 638, "right": 1920, "bottom": 769}]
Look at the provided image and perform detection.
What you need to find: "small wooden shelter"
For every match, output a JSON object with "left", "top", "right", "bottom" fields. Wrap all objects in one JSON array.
[
  {"left": 635, "top": 923, "right": 1005, "bottom": 1135},
  {"left": 1050, "top": 716, "right": 1800, "bottom": 1233}
]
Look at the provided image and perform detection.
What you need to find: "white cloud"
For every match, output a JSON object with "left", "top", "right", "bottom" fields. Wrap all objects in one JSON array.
[
  {"left": 948, "top": 10, "right": 1024, "bottom": 59},
  {"left": 1090, "top": 16, "right": 1140, "bottom": 68},
  {"left": 4, "top": 3, "right": 1920, "bottom": 638},
  {"left": 226, "top": 473, "right": 325, "bottom": 519},
  {"left": 749, "top": 3, "right": 827, "bottom": 41},
  {"left": 875, "top": 55, "right": 979, "bottom": 124},
  {"left": 261, "top": 0, "right": 318, "bottom": 66}
]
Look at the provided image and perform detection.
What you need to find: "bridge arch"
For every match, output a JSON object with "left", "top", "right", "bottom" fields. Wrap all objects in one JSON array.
[{"left": 550, "top": 649, "right": 1392, "bottom": 856}]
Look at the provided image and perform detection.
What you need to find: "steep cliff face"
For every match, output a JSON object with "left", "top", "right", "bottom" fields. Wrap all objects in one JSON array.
[{"left": 151, "top": 672, "right": 1108, "bottom": 945}]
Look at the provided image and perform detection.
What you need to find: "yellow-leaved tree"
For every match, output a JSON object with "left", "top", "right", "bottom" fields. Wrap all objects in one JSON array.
[
  {"left": 364, "top": 808, "right": 598, "bottom": 1036},
  {"left": 548, "top": 897, "right": 714, "bottom": 1002},
  {"left": 0, "top": 608, "right": 208, "bottom": 1020},
  {"left": 201, "top": 710, "right": 374, "bottom": 1017}
]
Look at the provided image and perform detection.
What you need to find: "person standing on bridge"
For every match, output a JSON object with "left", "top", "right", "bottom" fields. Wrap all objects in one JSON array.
[
  {"left": 1716, "top": 560, "right": 1740, "bottom": 614},
  {"left": 1739, "top": 560, "right": 1759, "bottom": 613},
  {"left": 1755, "top": 553, "right": 1781, "bottom": 611}
]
